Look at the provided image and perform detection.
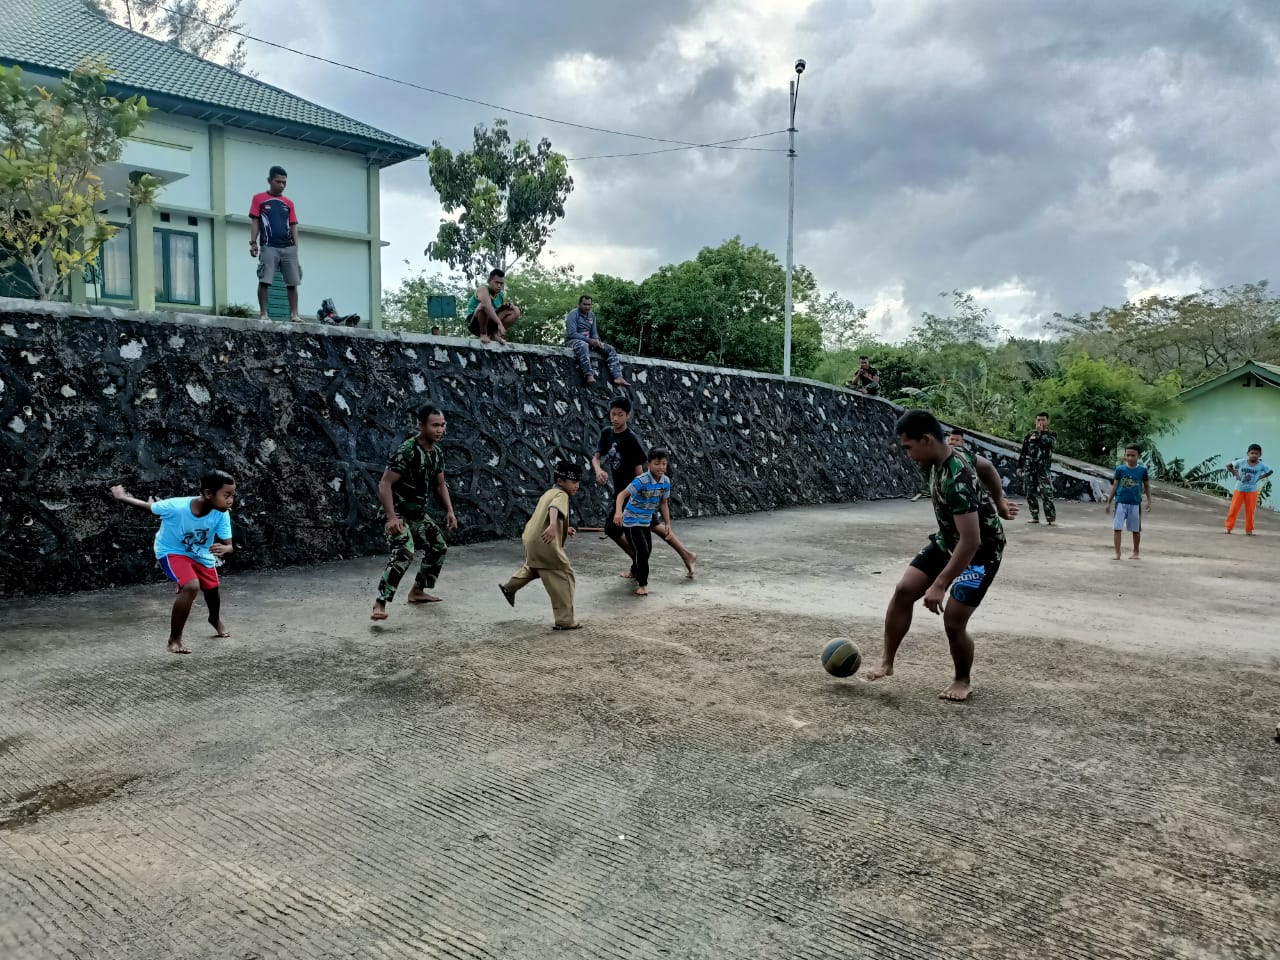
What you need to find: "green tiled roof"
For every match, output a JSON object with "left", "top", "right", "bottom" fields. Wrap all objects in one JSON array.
[{"left": 0, "top": 0, "right": 425, "bottom": 166}]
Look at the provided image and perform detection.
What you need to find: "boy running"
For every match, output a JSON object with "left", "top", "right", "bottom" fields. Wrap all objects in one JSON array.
[
  {"left": 1105, "top": 445, "right": 1152, "bottom": 560},
  {"left": 372, "top": 406, "right": 459, "bottom": 621},
  {"left": 499, "top": 461, "right": 583, "bottom": 630},
  {"left": 867, "top": 411, "right": 1019, "bottom": 701},
  {"left": 592, "top": 397, "right": 697, "bottom": 577},
  {"left": 110, "top": 470, "right": 236, "bottom": 654},
  {"left": 1225, "top": 444, "right": 1273, "bottom": 536},
  {"left": 613, "top": 447, "right": 674, "bottom": 597}
]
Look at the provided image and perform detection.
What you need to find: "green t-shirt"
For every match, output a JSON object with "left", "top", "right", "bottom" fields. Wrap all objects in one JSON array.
[
  {"left": 386, "top": 437, "right": 444, "bottom": 518},
  {"left": 465, "top": 288, "right": 505, "bottom": 316},
  {"left": 930, "top": 453, "right": 1005, "bottom": 565}
]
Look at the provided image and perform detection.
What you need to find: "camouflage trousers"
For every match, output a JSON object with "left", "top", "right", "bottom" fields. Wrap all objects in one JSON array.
[
  {"left": 1025, "top": 469, "right": 1056, "bottom": 523},
  {"left": 378, "top": 515, "right": 447, "bottom": 602}
]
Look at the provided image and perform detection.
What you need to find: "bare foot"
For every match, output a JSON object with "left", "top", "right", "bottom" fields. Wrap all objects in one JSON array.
[
  {"left": 494, "top": 334, "right": 508, "bottom": 346},
  {"left": 612, "top": 378, "right": 630, "bottom": 387},
  {"left": 684, "top": 552, "right": 698, "bottom": 578},
  {"left": 209, "top": 618, "right": 231, "bottom": 637},
  {"left": 1128, "top": 553, "right": 1141, "bottom": 560},
  {"left": 940, "top": 679, "right": 972, "bottom": 701},
  {"left": 865, "top": 663, "right": 894, "bottom": 681},
  {"left": 618, "top": 569, "right": 634, "bottom": 579},
  {"left": 167, "top": 639, "right": 191, "bottom": 655},
  {"left": 407, "top": 587, "right": 443, "bottom": 603},
  {"left": 289, "top": 314, "right": 302, "bottom": 323},
  {"left": 478, "top": 334, "right": 491, "bottom": 344},
  {"left": 258, "top": 313, "right": 269, "bottom": 322},
  {"left": 1113, "top": 554, "right": 1121, "bottom": 561},
  {"left": 370, "top": 601, "right": 389, "bottom": 621},
  {"left": 634, "top": 586, "right": 648, "bottom": 596},
  {"left": 586, "top": 376, "right": 597, "bottom": 385}
]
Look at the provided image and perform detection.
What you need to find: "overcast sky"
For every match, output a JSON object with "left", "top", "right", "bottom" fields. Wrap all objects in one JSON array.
[{"left": 240, "top": 0, "right": 1280, "bottom": 340}]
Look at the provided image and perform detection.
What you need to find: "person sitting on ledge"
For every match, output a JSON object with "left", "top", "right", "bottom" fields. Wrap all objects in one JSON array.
[
  {"left": 566, "top": 294, "right": 628, "bottom": 386},
  {"left": 465, "top": 269, "right": 521, "bottom": 345}
]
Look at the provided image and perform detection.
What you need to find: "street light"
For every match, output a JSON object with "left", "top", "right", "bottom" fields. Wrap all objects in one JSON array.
[{"left": 783, "top": 58, "right": 806, "bottom": 379}]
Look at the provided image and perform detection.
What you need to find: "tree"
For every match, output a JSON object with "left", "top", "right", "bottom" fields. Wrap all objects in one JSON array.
[
  {"left": 425, "top": 120, "right": 573, "bottom": 282},
  {"left": 805, "top": 289, "right": 868, "bottom": 351},
  {"left": 0, "top": 62, "right": 151, "bottom": 300},
  {"left": 499, "top": 262, "right": 582, "bottom": 345},
  {"left": 381, "top": 267, "right": 468, "bottom": 334},
  {"left": 1053, "top": 283, "right": 1280, "bottom": 387},
  {"left": 89, "top": 1, "right": 250, "bottom": 72},
  {"left": 1024, "top": 355, "right": 1181, "bottom": 462},
  {"left": 586, "top": 274, "right": 648, "bottom": 355}
]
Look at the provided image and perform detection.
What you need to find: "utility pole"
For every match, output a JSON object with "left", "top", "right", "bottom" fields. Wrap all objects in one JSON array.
[{"left": 783, "top": 58, "right": 806, "bottom": 379}]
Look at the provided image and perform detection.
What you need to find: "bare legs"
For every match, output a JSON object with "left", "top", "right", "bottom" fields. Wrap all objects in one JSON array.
[
  {"left": 256, "top": 283, "right": 301, "bottom": 322},
  {"left": 867, "top": 566, "right": 977, "bottom": 701}
]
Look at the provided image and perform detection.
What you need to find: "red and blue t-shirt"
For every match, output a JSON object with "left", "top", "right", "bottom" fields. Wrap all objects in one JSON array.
[{"left": 249, "top": 192, "right": 297, "bottom": 248}]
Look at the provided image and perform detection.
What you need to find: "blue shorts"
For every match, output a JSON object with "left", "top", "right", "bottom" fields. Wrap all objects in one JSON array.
[
  {"left": 1113, "top": 502, "right": 1142, "bottom": 532},
  {"left": 909, "top": 541, "right": 1000, "bottom": 609}
]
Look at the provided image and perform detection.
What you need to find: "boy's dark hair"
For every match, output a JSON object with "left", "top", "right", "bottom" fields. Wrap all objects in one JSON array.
[
  {"left": 268, "top": 165, "right": 287, "bottom": 179},
  {"left": 554, "top": 460, "right": 583, "bottom": 482},
  {"left": 417, "top": 405, "right": 443, "bottom": 423},
  {"left": 1124, "top": 444, "right": 1141, "bottom": 454},
  {"left": 951, "top": 428, "right": 965, "bottom": 439},
  {"left": 859, "top": 355, "right": 869, "bottom": 361},
  {"left": 647, "top": 446, "right": 669, "bottom": 462},
  {"left": 610, "top": 396, "right": 631, "bottom": 414},
  {"left": 895, "top": 409, "right": 944, "bottom": 442},
  {"left": 488, "top": 268, "right": 505, "bottom": 280},
  {"left": 1248, "top": 443, "right": 1263, "bottom": 453},
  {"left": 201, "top": 469, "right": 235, "bottom": 494},
  {"left": 1037, "top": 411, "right": 1050, "bottom": 419}
]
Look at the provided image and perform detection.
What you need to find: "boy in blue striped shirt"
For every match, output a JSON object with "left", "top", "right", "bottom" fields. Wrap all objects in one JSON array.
[{"left": 612, "top": 447, "right": 673, "bottom": 596}]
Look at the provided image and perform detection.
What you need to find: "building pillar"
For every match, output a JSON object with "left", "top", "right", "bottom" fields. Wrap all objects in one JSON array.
[
  {"left": 367, "top": 163, "right": 382, "bottom": 330},
  {"left": 130, "top": 201, "right": 156, "bottom": 311},
  {"left": 209, "top": 125, "right": 228, "bottom": 311}
]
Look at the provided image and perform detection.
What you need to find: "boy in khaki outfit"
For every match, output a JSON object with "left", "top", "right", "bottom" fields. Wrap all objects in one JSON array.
[{"left": 499, "top": 461, "right": 583, "bottom": 630}]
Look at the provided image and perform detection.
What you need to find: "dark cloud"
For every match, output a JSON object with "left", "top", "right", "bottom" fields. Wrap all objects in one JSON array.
[{"left": 244, "top": 1, "right": 1280, "bottom": 337}]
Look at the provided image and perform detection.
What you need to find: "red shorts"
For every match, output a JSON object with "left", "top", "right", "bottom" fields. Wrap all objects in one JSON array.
[{"left": 160, "top": 554, "right": 219, "bottom": 591}]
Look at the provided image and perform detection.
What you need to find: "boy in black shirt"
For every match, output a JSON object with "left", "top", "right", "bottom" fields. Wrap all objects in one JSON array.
[{"left": 591, "top": 396, "right": 697, "bottom": 578}]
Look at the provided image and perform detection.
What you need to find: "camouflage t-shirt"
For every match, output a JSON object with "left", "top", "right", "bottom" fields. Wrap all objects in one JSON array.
[
  {"left": 1019, "top": 430, "right": 1056, "bottom": 473},
  {"left": 930, "top": 453, "right": 1005, "bottom": 565},
  {"left": 386, "top": 437, "right": 444, "bottom": 518}
]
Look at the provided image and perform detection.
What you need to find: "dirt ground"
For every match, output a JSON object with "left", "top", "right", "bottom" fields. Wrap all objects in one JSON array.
[{"left": 2, "top": 493, "right": 1278, "bottom": 959}]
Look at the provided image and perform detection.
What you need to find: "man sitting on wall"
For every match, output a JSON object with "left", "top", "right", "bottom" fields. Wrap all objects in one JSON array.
[
  {"left": 465, "top": 269, "right": 521, "bottom": 345},
  {"left": 249, "top": 165, "right": 302, "bottom": 323},
  {"left": 845, "top": 355, "right": 881, "bottom": 396},
  {"left": 566, "top": 295, "right": 628, "bottom": 386}
]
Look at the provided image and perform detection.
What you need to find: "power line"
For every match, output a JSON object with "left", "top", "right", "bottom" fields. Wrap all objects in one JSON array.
[
  {"left": 148, "top": 3, "right": 789, "bottom": 153},
  {"left": 403, "top": 130, "right": 789, "bottom": 164}
]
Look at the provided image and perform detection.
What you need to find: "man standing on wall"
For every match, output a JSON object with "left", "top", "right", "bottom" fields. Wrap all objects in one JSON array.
[
  {"left": 1017, "top": 412, "right": 1057, "bottom": 525},
  {"left": 249, "top": 165, "right": 302, "bottom": 323}
]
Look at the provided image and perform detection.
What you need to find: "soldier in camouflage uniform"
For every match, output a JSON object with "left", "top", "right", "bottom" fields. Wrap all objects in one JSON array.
[
  {"left": 371, "top": 406, "right": 459, "bottom": 621},
  {"left": 867, "top": 410, "right": 1018, "bottom": 702},
  {"left": 1017, "top": 412, "right": 1057, "bottom": 525}
]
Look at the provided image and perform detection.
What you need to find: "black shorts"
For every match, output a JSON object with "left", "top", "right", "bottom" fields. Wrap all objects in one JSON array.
[{"left": 909, "top": 541, "right": 1000, "bottom": 609}]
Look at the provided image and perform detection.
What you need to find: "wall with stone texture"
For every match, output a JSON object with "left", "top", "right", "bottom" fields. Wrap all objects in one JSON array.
[{"left": 1, "top": 301, "right": 930, "bottom": 597}]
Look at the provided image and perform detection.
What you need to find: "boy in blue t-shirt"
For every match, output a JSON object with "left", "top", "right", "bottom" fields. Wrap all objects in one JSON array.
[
  {"left": 612, "top": 447, "right": 673, "bottom": 596},
  {"left": 1105, "top": 445, "right": 1151, "bottom": 560},
  {"left": 1225, "top": 444, "right": 1273, "bottom": 536},
  {"left": 111, "top": 470, "right": 236, "bottom": 654}
]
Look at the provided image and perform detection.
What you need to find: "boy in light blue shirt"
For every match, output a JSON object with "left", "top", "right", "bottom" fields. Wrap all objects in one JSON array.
[
  {"left": 1105, "top": 445, "right": 1151, "bottom": 560},
  {"left": 111, "top": 470, "right": 236, "bottom": 654},
  {"left": 1225, "top": 444, "right": 1273, "bottom": 536},
  {"left": 613, "top": 447, "right": 673, "bottom": 596}
]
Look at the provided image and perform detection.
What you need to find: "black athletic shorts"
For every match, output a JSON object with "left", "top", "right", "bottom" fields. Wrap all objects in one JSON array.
[{"left": 909, "top": 541, "right": 1001, "bottom": 609}]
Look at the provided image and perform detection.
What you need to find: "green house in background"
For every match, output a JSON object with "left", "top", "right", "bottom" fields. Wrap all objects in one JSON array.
[{"left": 1153, "top": 360, "right": 1280, "bottom": 510}]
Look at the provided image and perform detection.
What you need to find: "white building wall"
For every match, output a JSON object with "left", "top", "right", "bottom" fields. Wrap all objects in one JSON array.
[
  {"left": 225, "top": 221, "right": 371, "bottom": 319},
  {"left": 223, "top": 133, "right": 369, "bottom": 233},
  {"left": 123, "top": 114, "right": 213, "bottom": 211}
]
